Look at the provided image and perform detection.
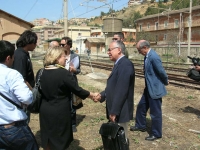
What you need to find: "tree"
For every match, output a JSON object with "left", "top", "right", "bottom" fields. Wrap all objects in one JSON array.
[{"left": 100, "top": 11, "right": 105, "bottom": 16}]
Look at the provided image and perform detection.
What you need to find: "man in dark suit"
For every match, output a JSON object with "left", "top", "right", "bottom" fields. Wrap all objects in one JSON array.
[
  {"left": 96, "top": 40, "right": 135, "bottom": 142},
  {"left": 60, "top": 37, "right": 81, "bottom": 132},
  {"left": 130, "top": 40, "right": 168, "bottom": 141}
]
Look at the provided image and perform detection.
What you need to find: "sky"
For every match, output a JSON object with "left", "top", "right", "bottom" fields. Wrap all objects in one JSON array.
[{"left": 0, "top": 0, "right": 129, "bottom": 22}]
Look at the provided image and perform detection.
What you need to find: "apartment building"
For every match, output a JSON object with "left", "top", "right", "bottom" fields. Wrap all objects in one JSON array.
[
  {"left": 31, "top": 18, "right": 52, "bottom": 26},
  {"left": 135, "top": 5, "right": 200, "bottom": 46},
  {"left": 33, "top": 26, "right": 63, "bottom": 46},
  {"left": 0, "top": 9, "right": 34, "bottom": 44}
]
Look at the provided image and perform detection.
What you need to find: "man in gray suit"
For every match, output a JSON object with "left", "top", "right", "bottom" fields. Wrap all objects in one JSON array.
[
  {"left": 130, "top": 40, "right": 168, "bottom": 141},
  {"left": 60, "top": 37, "right": 81, "bottom": 132}
]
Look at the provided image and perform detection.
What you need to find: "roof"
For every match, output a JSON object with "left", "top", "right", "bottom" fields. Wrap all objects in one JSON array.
[
  {"left": 84, "top": 37, "right": 105, "bottom": 43},
  {"left": 46, "top": 38, "right": 61, "bottom": 42},
  {"left": 0, "top": 9, "right": 34, "bottom": 27},
  {"left": 135, "top": 5, "right": 200, "bottom": 22}
]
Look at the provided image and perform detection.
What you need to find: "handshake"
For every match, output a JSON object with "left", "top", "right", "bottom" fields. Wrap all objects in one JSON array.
[{"left": 89, "top": 92, "right": 101, "bottom": 102}]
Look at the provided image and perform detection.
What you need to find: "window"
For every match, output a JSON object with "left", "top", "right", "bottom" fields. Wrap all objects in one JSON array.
[
  {"left": 139, "top": 25, "right": 142, "bottom": 31},
  {"left": 174, "top": 19, "right": 179, "bottom": 28},
  {"left": 164, "top": 21, "right": 168, "bottom": 28},
  {"left": 163, "top": 34, "right": 167, "bottom": 40},
  {"left": 155, "top": 35, "right": 158, "bottom": 42},
  {"left": 147, "top": 23, "right": 150, "bottom": 29},
  {"left": 155, "top": 22, "right": 159, "bottom": 30},
  {"left": 187, "top": 17, "right": 192, "bottom": 27}
]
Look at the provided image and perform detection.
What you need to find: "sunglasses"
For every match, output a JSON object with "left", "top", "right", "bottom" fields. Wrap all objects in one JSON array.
[
  {"left": 112, "top": 38, "right": 119, "bottom": 41},
  {"left": 60, "top": 44, "right": 66, "bottom": 47}
]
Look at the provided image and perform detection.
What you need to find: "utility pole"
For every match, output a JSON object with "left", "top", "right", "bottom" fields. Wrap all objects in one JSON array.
[
  {"left": 187, "top": 0, "right": 192, "bottom": 63},
  {"left": 64, "top": 0, "right": 68, "bottom": 36}
]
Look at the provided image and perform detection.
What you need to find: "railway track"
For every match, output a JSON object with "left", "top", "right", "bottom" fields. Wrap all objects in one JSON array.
[{"left": 81, "top": 60, "right": 200, "bottom": 90}]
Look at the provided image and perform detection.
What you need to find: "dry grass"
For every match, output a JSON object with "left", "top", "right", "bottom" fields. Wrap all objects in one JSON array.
[{"left": 30, "top": 60, "right": 200, "bottom": 150}]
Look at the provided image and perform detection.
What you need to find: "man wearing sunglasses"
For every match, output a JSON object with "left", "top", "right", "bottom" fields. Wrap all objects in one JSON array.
[
  {"left": 60, "top": 37, "right": 81, "bottom": 132},
  {"left": 112, "top": 32, "right": 129, "bottom": 58}
]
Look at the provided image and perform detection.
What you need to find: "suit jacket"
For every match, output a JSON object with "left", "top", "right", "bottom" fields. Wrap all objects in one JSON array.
[
  {"left": 100, "top": 56, "right": 135, "bottom": 123},
  {"left": 145, "top": 49, "right": 168, "bottom": 99}
]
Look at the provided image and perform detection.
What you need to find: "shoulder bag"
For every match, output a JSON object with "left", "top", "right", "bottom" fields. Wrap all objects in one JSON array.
[
  {"left": 0, "top": 92, "right": 23, "bottom": 109},
  {"left": 27, "top": 68, "right": 44, "bottom": 113}
]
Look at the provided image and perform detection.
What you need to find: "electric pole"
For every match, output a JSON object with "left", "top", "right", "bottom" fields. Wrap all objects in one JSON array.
[
  {"left": 64, "top": 0, "right": 68, "bottom": 36},
  {"left": 187, "top": 0, "right": 192, "bottom": 63}
]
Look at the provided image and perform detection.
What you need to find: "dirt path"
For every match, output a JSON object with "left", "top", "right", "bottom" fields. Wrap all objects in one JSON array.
[{"left": 30, "top": 64, "right": 200, "bottom": 150}]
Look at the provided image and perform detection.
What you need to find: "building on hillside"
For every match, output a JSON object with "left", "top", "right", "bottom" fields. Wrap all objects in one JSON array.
[
  {"left": 31, "top": 18, "right": 52, "bottom": 26},
  {"left": 32, "top": 26, "right": 63, "bottom": 47},
  {"left": 0, "top": 9, "right": 34, "bottom": 45},
  {"left": 68, "top": 18, "right": 88, "bottom": 25},
  {"left": 128, "top": 0, "right": 142, "bottom": 6},
  {"left": 135, "top": 5, "right": 200, "bottom": 47}
]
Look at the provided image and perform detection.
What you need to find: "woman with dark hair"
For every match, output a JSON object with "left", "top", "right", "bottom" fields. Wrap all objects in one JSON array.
[{"left": 37, "top": 47, "right": 96, "bottom": 150}]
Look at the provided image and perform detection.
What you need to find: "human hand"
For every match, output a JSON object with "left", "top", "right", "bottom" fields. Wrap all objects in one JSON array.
[
  {"left": 69, "top": 63, "right": 76, "bottom": 73},
  {"left": 93, "top": 93, "right": 101, "bottom": 102},
  {"left": 195, "top": 65, "right": 200, "bottom": 71},
  {"left": 109, "top": 114, "right": 116, "bottom": 122}
]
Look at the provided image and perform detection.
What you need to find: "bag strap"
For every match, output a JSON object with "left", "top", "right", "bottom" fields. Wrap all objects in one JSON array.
[
  {"left": 0, "top": 93, "right": 23, "bottom": 109},
  {"left": 35, "top": 68, "right": 44, "bottom": 89}
]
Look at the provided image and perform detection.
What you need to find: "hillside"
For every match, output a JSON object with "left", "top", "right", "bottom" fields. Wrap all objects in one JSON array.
[{"left": 87, "top": 1, "right": 172, "bottom": 27}]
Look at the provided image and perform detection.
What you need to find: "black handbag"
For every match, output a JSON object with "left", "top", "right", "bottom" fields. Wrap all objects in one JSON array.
[
  {"left": 99, "top": 122, "right": 129, "bottom": 150},
  {"left": 187, "top": 68, "right": 200, "bottom": 81},
  {"left": 27, "top": 68, "right": 44, "bottom": 113}
]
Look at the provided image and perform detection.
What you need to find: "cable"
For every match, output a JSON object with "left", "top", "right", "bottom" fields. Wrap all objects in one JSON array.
[
  {"left": 76, "top": 0, "right": 123, "bottom": 17},
  {"left": 24, "top": 0, "right": 39, "bottom": 19}
]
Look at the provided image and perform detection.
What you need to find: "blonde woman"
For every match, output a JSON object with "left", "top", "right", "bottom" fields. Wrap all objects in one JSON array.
[{"left": 37, "top": 47, "right": 96, "bottom": 150}]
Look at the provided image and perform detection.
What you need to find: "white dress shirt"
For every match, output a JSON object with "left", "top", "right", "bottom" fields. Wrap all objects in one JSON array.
[{"left": 0, "top": 64, "right": 33, "bottom": 124}]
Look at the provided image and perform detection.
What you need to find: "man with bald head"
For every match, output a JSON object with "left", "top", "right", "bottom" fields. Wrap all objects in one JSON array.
[
  {"left": 130, "top": 40, "right": 168, "bottom": 141},
  {"left": 49, "top": 41, "right": 59, "bottom": 48}
]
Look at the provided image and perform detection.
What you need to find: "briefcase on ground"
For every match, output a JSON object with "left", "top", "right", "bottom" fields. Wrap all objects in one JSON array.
[{"left": 99, "top": 122, "right": 129, "bottom": 150}]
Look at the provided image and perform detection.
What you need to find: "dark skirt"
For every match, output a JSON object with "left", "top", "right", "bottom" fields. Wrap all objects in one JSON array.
[{"left": 39, "top": 98, "right": 73, "bottom": 150}]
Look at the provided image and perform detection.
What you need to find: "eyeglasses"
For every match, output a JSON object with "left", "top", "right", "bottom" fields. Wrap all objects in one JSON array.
[
  {"left": 137, "top": 46, "right": 146, "bottom": 52},
  {"left": 112, "top": 38, "right": 119, "bottom": 41},
  {"left": 107, "top": 47, "right": 119, "bottom": 52},
  {"left": 60, "top": 44, "right": 66, "bottom": 47}
]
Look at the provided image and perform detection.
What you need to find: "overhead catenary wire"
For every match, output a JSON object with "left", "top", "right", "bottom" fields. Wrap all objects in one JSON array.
[{"left": 24, "top": 0, "right": 39, "bottom": 19}]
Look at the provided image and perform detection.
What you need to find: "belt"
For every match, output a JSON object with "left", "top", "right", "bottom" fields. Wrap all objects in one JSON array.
[{"left": 0, "top": 120, "right": 26, "bottom": 128}]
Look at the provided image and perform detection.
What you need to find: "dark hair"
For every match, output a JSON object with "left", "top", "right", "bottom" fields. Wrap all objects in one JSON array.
[
  {"left": 16, "top": 30, "right": 38, "bottom": 48},
  {"left": 61, "top": 37, "right": 72, "bottom": 48},
  {"left": 0, "top": 40, "right": 15, "bottom": 63},
  {"left": 114, "top": 32, "right": 124, "bottom": 39}
]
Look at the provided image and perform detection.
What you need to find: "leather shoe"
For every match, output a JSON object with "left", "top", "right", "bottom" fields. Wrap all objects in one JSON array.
[
  {"left": 145, "top": 135, "right": 160, "bottom": 141},
  {"left": 130, "top": 126, "right": 146, "bottom": 132}
]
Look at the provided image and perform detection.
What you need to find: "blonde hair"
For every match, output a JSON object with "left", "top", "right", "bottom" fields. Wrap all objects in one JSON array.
[{"left": 43, "top": 47, "right": 65, "bottom": 66}]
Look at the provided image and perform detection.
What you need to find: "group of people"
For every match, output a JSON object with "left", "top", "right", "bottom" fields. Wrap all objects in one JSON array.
[{"left": 0, "top": 30, "right": 170, "bottom": 150}]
